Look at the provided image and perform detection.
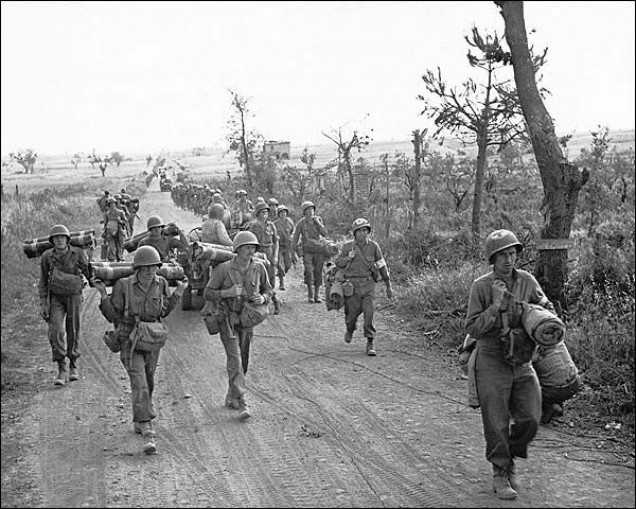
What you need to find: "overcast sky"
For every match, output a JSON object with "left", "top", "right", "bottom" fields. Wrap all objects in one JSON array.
[{"left": 1, "top": 1, "right": 634, "bottom": 156}]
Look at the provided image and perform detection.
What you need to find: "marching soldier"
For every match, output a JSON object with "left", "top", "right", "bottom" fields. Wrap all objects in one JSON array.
[
  {"left": 39, "top": 224, "right": 90, "bottom": 385},
  {"left": 335, "top": 218, "right": 392, "bottom": 356}
]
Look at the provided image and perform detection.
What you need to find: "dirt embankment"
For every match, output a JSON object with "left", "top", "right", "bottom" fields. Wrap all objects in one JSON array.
[{"left": 1, "top": 180, "right": 634, "bottom": 508}]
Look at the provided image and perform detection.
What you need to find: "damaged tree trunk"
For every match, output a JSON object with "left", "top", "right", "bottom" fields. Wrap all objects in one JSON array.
[{"left": 496, "top": 0, "right": 589, "bottom": 314}]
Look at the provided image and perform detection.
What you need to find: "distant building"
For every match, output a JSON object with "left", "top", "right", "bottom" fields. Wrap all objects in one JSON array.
[{"left": 263, "top": 140, "right": 290, "bottom": 159}]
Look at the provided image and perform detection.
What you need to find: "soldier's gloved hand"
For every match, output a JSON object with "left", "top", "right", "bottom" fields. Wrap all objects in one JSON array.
[
  {"left": 91, "top": 278, "right": 108, "bottom": 298},
  {"left": 250, "top": 294, "right": 265, "bottom": 305},
  {"left": 174, "top": 277, "right": 188, "bottom": 297},
  {"left": 348, "top": 249, "right": 356, "bottom": 260},
  {"left": 492, "top": 279, "right": 506, "bottom": 309},
  {"left": 40, "top": 299, "right": 50, "bottom": 322}
]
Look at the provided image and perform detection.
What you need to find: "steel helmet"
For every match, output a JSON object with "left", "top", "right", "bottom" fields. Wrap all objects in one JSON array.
[
  {"left": 133, "top": 245, "right": 162, "bottom": 268},
  {"left": 146, "top": 215, "right": 165, "bottom": 230},
  {"left": 255, "top": 196, "right": 265, "bottom": 204},
  {"left": 268, "top": 197, "right": 279, "bottom": 206},
  {"left": 485, "top": 229, "right": 523, "bottom": 264},
  {"left": 236, "top": 189, "right": 247, "bottom": 196},
  {"left": 208, "top": 203, "right": 225, "bottom": 220},
  {"left": 113, "top": 194, "right": 121, "bottom": 200},
  {"left": 106, "top": 197, "right": 117, "bottom": 205},
  {"left": 351, "top": 218, "right": 372, "bottom": 234},
  {"left": 301, "top": 200, "right": 316, "bottom": 213},
  {"left": 48, "top": 224, "right": 71, "bottom": 243},
  {"left": 254, "top": 202, "right": 269, "bottom": 216},
  {"left": 232, "top": 231, "right": 260, "bottom": 253},
  {"left": 277, "top": 205, "right": 289, "bottom": 215}
]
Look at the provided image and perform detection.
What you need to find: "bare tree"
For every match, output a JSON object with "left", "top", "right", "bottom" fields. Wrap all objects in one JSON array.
[
  {"left": 226, "top": 89, "right": 262, "bottom": 188},
  {"left": 322, "top": 126, "right": 371, "bottom": 203},
  {"left": 9, "top": 149, "right": 37, "bottom": 174},
  {"left": 418, "top": 26, "right": 546, "bottom": 245},
  {"left": 496, "top": 0, "right": 589, "bottom": 314},
  {"left": 71, "top": 153, "right": 82, "bottom": 170}
]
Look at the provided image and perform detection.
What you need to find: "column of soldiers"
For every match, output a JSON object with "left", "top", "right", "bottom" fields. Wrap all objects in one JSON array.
[
  {"left": 96, "top": 188, "right": 140, "bottom": 262},
  {"left": 53, "top": 186, "right": 573, "bottom": 502}
]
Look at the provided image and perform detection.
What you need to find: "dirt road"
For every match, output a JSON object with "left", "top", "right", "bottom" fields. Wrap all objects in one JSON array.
[{"left": 2, "top": 180, "right": 634, "bottom": 508}]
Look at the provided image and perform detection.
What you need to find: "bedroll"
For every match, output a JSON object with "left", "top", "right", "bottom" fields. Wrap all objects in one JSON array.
[
  {"left": 22, "top": 230, "right": 96, "bottom": 259},
  {"left": 89, "top": 261, "right": 185, "bottom": 286}
]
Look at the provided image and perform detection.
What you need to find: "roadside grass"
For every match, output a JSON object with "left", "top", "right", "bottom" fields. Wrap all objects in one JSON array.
[{"left": 0, "top": 179, "right": 146, "bottom": 393}]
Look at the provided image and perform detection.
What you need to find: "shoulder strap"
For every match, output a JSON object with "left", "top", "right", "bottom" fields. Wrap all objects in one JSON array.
[
  {"left": 354, "top": 243, "right": 374, "bottom": 271},
  {"left": 125, "top": 277, "right": 133, "bottom": 319}
]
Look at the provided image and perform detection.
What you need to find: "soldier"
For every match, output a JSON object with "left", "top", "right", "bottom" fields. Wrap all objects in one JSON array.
[
  {"left": 203, "top": 231, "right": 273, "bottom": 421},
  {"left": 212, "top": 193, "right": 231, "bottom": 230},
  {"left": 39, "top": 225, "right": 90, "bottom": 385},
  {"left": 103, "top": 197, "right": 128, "bottom": 261},
  {"left": 249, "top": 202, "right": 281, "bottom": 314},
  {"left": 230, "top": 190, "right": 254, "bottom": 230},
  {"left": 465, "top": 229, "right": 555, "bottom": 500},
  {"left": 137, "top": 215, "right": 190, "bottom": 263},
  {"left": 273, "top": 205, "right": 296, "bottom": 291},
  {"left": 96, "top": 190, "right": 110, "bottom": 213},
  {"left": 334, "top": 218, "right": 392, "bottom": 356},
  {"left": 92, "top": 246, "right": 188, "bottom": 455},
  {"left": 201, "top": 204, "right": 233, "bottom": 247},
  {"left": 291, "top": 200, "right": 328, "bottom": 303},
  {"left": 267, "top": 197, "right": 279, "bottom": 219}
]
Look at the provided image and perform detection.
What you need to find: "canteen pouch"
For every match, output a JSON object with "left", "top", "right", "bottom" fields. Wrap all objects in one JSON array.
[
  {"left": 203, "top": 315, "right": 221, "bottom": 335},
  {"left": 49, "top": 266, "right": 84, "bottom": 296},
  {"left": 342, "top": 280, "right": 355, "bottom": 297},
  {"left": 102, "top": 330, "right": 121, "bottom": 353}
]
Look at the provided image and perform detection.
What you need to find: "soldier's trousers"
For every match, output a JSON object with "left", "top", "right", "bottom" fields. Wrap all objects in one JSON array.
[
  {"left": 48, "top": 292, "right": 82, "bottom": 366},
  {"left": 120, "top": 340, "right": 160, "bottom": 423},
  {"left": 475, "top": 341, "right": 541, "bottom": 468},
  {"left": 302, "top": 251, "right": 325, "bottom": 287},
  {"left": 343, "top": 280, "right": 376, "bottom": 339},
  {"left": 219, "top": 315, "right": 252, "bottom": 403}
]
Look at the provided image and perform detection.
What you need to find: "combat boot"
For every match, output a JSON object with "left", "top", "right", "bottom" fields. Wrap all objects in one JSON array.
[
  {"left": 54, "top": 361, "right": 67, "bottom": 386},
  {"left": 273, "top": 294, "right": 281, "bottom": 315},
  {"left": 366, "top": 339, "right": 377, "bottom": 356},
  {"left": 492, "top": 464, "right": 517, "bottom": 500},
  {"left": 69, "top": 362, "right": 79, "bottom": 381},
  {"left": 238, "top": 396, "right": 251, "bottom": 421},
  {"left": 136, "top": 420, "right": 156, "bottom": 438},
  {"left": 225, "top": 391, "right": 239, "bottom": 410},
  {"left": 313, "top": 285, "right": 322, "bottom": 303},
  {"left": 278, "top": 277, "right": 285, "bottom": 291},
  {"left": 306, "top": 285, "right": 314, "bottom": 303},
  {"left": 143, "top": 438, "right": 157, "bottom": 455},
  {"left": 507, "top": 460, "right": 520, "bottom": 492}
]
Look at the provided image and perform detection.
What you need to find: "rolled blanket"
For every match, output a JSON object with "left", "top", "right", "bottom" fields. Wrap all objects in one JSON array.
[
  {"left": 521, "top": 303, "right": 565, "bottom": 346},
  {"left": 90, "top": 261, "right": 185, "bottom": 286},
  {"left": 23, "top": 230, "right": 95, "bottom": 259},
  {"left": 533, "top": 341, "right": 581, "bottom": 393},
  {"left": 191, "top": 241, "right": 235, "bottom": 263},
  {"left": 123, "top": 231, "right": 149, "bottom": 253}
]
